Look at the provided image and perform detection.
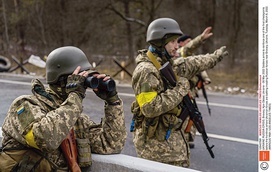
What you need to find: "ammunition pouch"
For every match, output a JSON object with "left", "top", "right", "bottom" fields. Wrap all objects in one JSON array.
[
  {"left": 74, "top": 118, "right": 92, "bottom": 168},
  {"left": 133, "top": 112, "right": 144, "bottom": 131},
  {"left": 76, "top": 138, "right": 92, "bottom": 167},
  {"left": 142, "top": 117, "right": 159, "bottom": 139},
  {"left": 142, "top": 106, "right": 182, "bottom": 141},
  {"left": 161, "top": 113, "right": 182, "bottom": 130}
]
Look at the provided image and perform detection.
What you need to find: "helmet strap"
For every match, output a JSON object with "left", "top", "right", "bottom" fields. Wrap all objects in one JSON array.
[
  {"left": 161, "top": 38, "right": 172, "bottom": 61},
  {"left": 163, "top": 48, "right": 172, "bottom": 61}
]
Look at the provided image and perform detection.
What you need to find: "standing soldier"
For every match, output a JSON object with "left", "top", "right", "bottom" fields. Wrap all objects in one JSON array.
[
  {"left": 0, "top": 46, "right": 127, "bottom": 171},
  {"left": 130, "top": 18, "right": 228, "bottom": 167},
  {"left": 177, "top": 27, "right": 213, "bottom": 148},
  {"left": 177, "top": 26, "right": 213, "bottom": 58}
]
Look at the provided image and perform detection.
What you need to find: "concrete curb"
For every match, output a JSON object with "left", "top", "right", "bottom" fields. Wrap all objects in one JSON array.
[{"left": 90, "top": 153, "right": 201, "bottom": 172}]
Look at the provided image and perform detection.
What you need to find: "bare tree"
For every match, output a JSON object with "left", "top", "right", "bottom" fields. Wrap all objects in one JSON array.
[
  {"left": 1, "top": 0, "right": 10, "bottom": 52},
  {"left": 229, "top": 0, "right": 242, "bottom": 68},
  {"left": 107, "top": 0, "right": 147, "bottom": 60},
  {"left": 0, "top": 0, "right": 258, "bottom": 88}
]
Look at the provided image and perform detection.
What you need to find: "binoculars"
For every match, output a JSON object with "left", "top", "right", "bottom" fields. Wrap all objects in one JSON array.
[{"left": 85, "top": 76, "right": 115, "bottom": 91}]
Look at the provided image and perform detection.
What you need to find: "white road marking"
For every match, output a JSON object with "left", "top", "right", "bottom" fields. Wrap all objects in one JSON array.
[
  {"left": 0, "top": 78, "right": 258, "bottom": 145},
  {"left": 196, "top": 101, "right": 258, "bottom": 111},
  {"left": 196, "top": 132, "right": 258, "bottom": 145},
  {"left": 0, "top": 79, "right": 31, "bottom": 86}
]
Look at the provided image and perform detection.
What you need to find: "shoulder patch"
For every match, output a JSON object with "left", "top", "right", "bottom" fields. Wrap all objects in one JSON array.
[
  {"left": 141, "top": 82, "right": 152, "bottom": 92},
  {"left": 17, "top": 102, "right": 35, "bottom": 131},
  {"left": 17, "top": 105, "right": 25, "bottom": 115}
]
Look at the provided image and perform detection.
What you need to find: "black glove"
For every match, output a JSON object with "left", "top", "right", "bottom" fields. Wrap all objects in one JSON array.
[
  {"left": 66, "top": 74, "right": 86, "bottom": 98},
  {"left": 94, "top": 79, "right": 119, "bottom": 104}
]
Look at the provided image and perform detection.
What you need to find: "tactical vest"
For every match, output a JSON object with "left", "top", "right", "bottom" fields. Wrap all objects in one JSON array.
[
  {"left": 0, "top": 81, "right": 91, "bottom": 171},
  {"left": 130, "top": 50, "right": 185, "bottom": 141}
]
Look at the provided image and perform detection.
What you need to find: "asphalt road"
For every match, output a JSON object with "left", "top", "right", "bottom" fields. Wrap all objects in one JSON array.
[{"left": 0, "top": 73, "right": 258, "bottom": 172}]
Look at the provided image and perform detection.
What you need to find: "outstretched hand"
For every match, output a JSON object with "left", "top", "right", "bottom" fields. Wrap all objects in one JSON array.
[
  {"left": 214, "top": 46, "right": 229, "bottom": 61},
  {"left": 201, "top": 26, "right": 213, "bottom": 41}
]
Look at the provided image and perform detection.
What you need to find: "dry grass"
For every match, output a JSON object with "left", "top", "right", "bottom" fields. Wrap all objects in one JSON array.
[{"left": 205, "top": 69, "right": 258, "bottom": 96}]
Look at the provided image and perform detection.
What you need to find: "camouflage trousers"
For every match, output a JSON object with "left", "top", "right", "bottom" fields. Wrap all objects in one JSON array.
[{"left": 133, "top": 127, "right": 190, "bottom": 168}]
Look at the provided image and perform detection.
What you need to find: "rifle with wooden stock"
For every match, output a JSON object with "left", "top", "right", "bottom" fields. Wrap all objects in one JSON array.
[
  {"left": 61, "top": 129, "right": 81, "bottom": 172},
  {"left": 159, "top": 61, "right": 215, "bottom": 158},
  {"left": 196, "top": 74, "right": 211, "bottom": 116}
]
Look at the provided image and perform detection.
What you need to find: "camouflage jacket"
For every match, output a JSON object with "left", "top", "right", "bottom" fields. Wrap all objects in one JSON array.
[
  {"left": 177, "top": 34, "right": 211, "bottom": 97},
  {"left": 177, "top": 34, "right": 203, "bottom": 58},
  {"left": 131, "top": 49, "right": 222, "bottom": 167},
  {"left": 1, "top": 79, "right": 126, "bottom": 171}
]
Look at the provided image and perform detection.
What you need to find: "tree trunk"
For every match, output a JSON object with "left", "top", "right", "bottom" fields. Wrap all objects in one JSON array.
[
  {"left": 14, "top": 0, "right": 26, "bottom": 73},
  {"left": 229, "top": 0, "right": 242, "bottom": 68},
  {"left": 1, "top": 0, "right": 10, "bottom": 53},
  {"left": 123, "top": 0, "right": 134, "bottom": 61}
]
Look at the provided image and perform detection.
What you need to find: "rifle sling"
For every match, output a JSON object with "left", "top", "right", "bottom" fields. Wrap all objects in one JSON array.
[
  {"left": 147, "top": 50, "right": 162, "bottom": 70},
  {"left": 147, "top": 50, "right": 190, "bottom": 125}
]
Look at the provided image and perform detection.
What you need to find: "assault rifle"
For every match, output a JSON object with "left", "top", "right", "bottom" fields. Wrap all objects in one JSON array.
[
  {"left": 160, "top": 61, "right": 215, "bottom": 158},
  {"left": 61, "top": 129, "right": 81, "bottom": 172},
  {"left": 196, "top": 74, "right": 211, "bottom": 116}
]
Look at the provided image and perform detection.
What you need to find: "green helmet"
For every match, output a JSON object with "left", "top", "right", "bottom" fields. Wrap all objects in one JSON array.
[
  {"left": 46, "top": 46, "right": 92, "bottom": 84},
  {"left": 146, "top": 18, "right": 183, "bottom": 46}
]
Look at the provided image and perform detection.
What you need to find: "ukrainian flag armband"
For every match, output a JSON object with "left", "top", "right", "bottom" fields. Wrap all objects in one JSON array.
[
  {"left": 136, "top": 91, "right": 157, "bottom": 107},
  {"left": 24, "top": 129, "right": 39, "bottom": 149}
]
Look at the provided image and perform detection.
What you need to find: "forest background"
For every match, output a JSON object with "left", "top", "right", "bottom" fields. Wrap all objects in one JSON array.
[{"left": 0, "top": 0, "right": 258, "bottom": 95}]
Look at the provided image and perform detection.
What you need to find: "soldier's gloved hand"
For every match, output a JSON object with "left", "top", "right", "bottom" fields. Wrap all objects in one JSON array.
[
  {"left": 93, "top": 74, "right": 120, "bottom": 104},
  {"left": 95, "top": 88, "right": 119, "bottom": 105},
  {"left": 214, "top": 46, "right": 229, "bottom": 61},
  {"left": 65, "top": 66, "right": 88, "bottom": 99},
  {"left": 66, "top": 74, "right": 87, "bottom": 98}
]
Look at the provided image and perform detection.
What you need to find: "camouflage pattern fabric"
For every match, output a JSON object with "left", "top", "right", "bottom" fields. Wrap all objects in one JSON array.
[
  {"left": 131, "top": 48, "right": 224, "bottom": 167},
  {"left": 177, "top": 34, "right": 211, "bottom": 97},
  {"left": 1, "top": 79, "right": 126, "bottom": 171},
  {"left": 177, "top": 34, "right": 203, "bottom": 58},
  {"left": 177, "top": 34, "right": 212, "bottom": 144}
]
